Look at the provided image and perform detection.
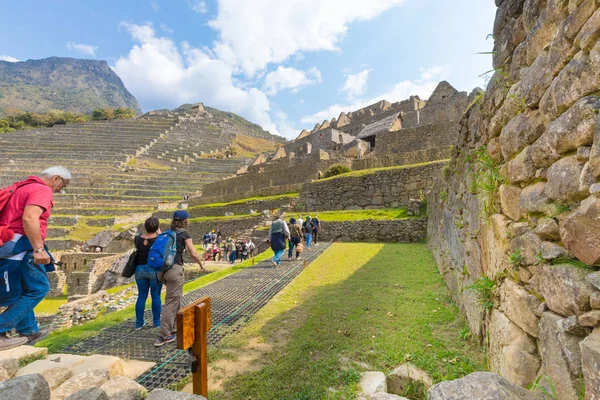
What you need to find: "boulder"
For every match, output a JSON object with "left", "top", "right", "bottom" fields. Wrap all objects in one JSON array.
[
  {"left": 544, "top": 155, "right": 588, "bottom": 204},
  {"left": 86, "top": 230, "right": 117, "bottom": 248},
  {"left": 0, "top": 373, "right": 50, "bottom": 400},
  {"left": 499, "top": 185, "right": 522, "bottom": 221},
  {"left": 538, "top": 312, "right": 583, "bottom": 400},
  {"left": 0, "top": 346, "right": 47, "bottom": 363},
  {"left": 587, "top": 272, "right": 600, "bottom": 290},
  {"left": 499, "top": 280, "right": 541, "bottom": 337},
  {"left": 502, "top": 146, "right": 536, "bottom": 184},
  {"left": 71, "top": 355, "right": 123, "bottom": 378},
  {"left": 65, "top": 388, "right": 109, "bottom": 400},
  {"left": 359, "top": 372, "right": 387, "bottom": 397},
  {"left": 52, "top": 368, "right": 110, "bottom": 400},
  {"left": 557, "top": 315, "right": 589, "bottom": 337},
  {"left": 579, "top": 310, "right": 600, "bottom": 327},
  {"left": 519, "top": 183, "right": 551, "bottom": 215},
  {"left": 509, "top": 232, "right": 541, "bottom": 266},
  {"left": 540, "top": 241, "right": 568, "bottom": 261},
  {"left": 580, "top": 329, "right": 600, "bottom": 400},
  {"left": 427, "top": 372, "right": 544, "bottom": 400},
  {"left": 386, "top": 362, "right": 433, "bottom": 396},
  {"left": 15, "top": 359, "right": 72, "bottom": 390},
  {"left": 146, "top": 389, "right": 207, "bottom": 399},
  {"left": 591, "top": 291, "right": 600, "bottom": 309},
  {"left": 100, "top": 375, "right": 146, "bottom": 400},
  {"left": 489, "top": 310, "right": 540, "bottom": 387},
  {"left": 46, "top": 354, "right": 86, "bottom": 368},
  {"left": 534, "top": 217, "right": 560, "bottom": 240},
  {"left": 0, "top": 358, "right": 19, "bottom": 379},
  {"left": 535, "top": 264, "right": 595, "bottom": 316},
  {"left": 499, "top": 111, "right": 546, "bottom": 160},
  {"left": 560, "top": 196, "right": 600, "bottom": 265}
]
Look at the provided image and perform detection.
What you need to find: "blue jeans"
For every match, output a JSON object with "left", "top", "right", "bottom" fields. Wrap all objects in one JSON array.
[
  {"left": 305, "top": 233, "right": 312, "bottom": 248},
  {"left": 288, "top": 237, "right": 300, "bottom": 258},
  {"left": 272, "top": 249, "right": 284, "bottom": 265},
  {"left": 135, "top": 265, "right": 162, "bottom": 328},
  {"left": 0, "top": 256, "right": 49, "bottom": 335},
  {"left": 230, "top": 250, "right": 237, "bottom": 263}
]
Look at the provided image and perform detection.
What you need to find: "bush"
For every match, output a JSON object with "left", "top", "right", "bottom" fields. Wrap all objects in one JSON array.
[{"left": 323, "top": 164, "right": 351, "bottom": 178}]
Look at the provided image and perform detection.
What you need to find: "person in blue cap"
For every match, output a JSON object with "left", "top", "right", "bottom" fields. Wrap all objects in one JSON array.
[{"left": 155, "top": 210, "right": 207, "bottom": 347}]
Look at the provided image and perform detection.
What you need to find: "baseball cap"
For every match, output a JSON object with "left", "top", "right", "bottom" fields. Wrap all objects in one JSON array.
[{"left": 173, "top": 210, "right": 190, "bottom": 221}]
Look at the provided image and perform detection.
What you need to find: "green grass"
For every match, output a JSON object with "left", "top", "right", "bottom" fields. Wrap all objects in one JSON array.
[
  {"left": 34, "top": 296, "right": 68, "bottom": 315},
  {"left": 212, "top": 243, "right": 485, "bottom": 400},
  {"left": 187, "top": 214, "right": 259, "bottom": 223},
  {"left": 316, "top": 160, "right": 449, "bottom": 182},
  {"left": 36, "top": 249, "right": 275, "bottom": 353},
  {"left": 105, "top": 283, "right": 136, "bottom": 295},
  {"left": 190, "top": 193, "right": 298, "bottom": 209},
  {"left": 316, "top": 208, "right": 417, "bottom": 222}
]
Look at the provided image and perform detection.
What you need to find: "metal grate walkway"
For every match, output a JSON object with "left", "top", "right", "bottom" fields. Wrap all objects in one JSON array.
[{"left": 63, "top": 242, "right": 331, "bottom": 390}]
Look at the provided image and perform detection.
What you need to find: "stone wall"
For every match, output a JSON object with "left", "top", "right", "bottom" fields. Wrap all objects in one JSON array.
[
  {"left": 319, "top": 219, "right": 427, "bottom": 243},
  {"left": 188, "top": 196, "right": 297, "bottom": 217},
  {"left": 427, "top": 1, "right": 600, "bottom": 398},
  {"left": 375, "top": 121, "right": 461, "bottom": 155},
  {"left": 196, "top": 184, "right": 303, "bottom": 206},
  {"left": 157, "top": 215, "right": 264, "bottom": 239},
  {"left": 301, "top": 161, "right": 445, "bottom": 212},
  {"left": 352, "top": 147, "right": 453, "bottom": 170}
]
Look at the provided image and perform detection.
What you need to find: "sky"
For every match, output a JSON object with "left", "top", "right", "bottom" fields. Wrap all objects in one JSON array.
[{"left": 0, "top": 0, "right": 497, "bottom": 139}]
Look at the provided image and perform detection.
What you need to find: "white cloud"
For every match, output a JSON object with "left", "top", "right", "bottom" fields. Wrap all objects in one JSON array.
[
  {"left": 160, "top": 23, "right": 173, "bottom": 34},
  {"left": 188, "top": 0, "right": 207, "bottom": 13},
  {"left": 0, "top": 55, "right": 19, "bottom": 62},
  {"left": 66, "top": 42, "right": 98, "bottom": 57},
  {"left": 301, "top": 66, "right": 450, "bottom": 126},
  {"left": 209, "top": 0, "right": 406, "bottom": 75},
  {"left": 263, "top": 66, "right": 322, "bottom": 96},
  {"left": 341, "top": 68, "right": 372, "bottom": 99},
  {"left": 150, "top": 1, "right": 159, "bottom": 12},
  {"left": 113, "top": 22, "right": 278, "bottom": 134},
  {"left": 274, "top": 110, "right": 302, "bottom": 139}
]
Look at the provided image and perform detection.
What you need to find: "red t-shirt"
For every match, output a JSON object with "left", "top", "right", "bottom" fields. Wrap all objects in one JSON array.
[{"left": 0, "top": 177, "right": 53, "bottom": 240}]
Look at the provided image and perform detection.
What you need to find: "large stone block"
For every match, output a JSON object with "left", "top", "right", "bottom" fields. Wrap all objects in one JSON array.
[
  {"left": 538, "top": 311, "right": 583, "bottom": 400},
  {"left": 560, "top": 196, "right": 600, "bottom": 265},
  {"left": 509, "top": 231, "right": 542, "bottom": 266},
  {"left": 580, "top": 329, "right": 600, "bottom": 400},
  {"left": 15, "top": 359, "right": 72, "bottom": 390},
  {"left": 535, "top": 264, "right": 595, "bottom": 316},
  {"left": 489, "top": 310, "right": 540, "bottom": 387},
  {"left": 519, "top": 182, "right": 552, "bottom": 214},
  {"left": 499, "top": 185, "right": 523, "bottom": 221},
  {"left": 0, "top": 373, "right": 50, "bottom": 400},
  {"left": 500, "top": 111, "right": 546, "bottom": 160},
  {"left": 100, "top": 375, "right": 146, "bottom": 400},
  {"left": 358, "top": 372, "right": 387, "bottom": 397},
  {"left": 534, "top": 217, "right": 560, "bottom": 240},
  {"left": 574, "top": 7, "right": 600, "bottom": 50},
  {"left": 52, "top": 369, "right": 110, "bottom": 400},
  {"left": 146, "top": 389, "right": 207, "bottom": 400},
  {"left": 502, "top": 146, "right": 536, "bottom": 184},
  {"left": 544, "top": 155, "right": 588, "bottom": 204},
  {"left": 499, "top": 280, "right": 542, "bottom": 337},
  {"left": 387, "top": 362, "right": 433, "bottom": 395},
  {"left": 427, "top": 372, "right": 544, "bottom": 400}
]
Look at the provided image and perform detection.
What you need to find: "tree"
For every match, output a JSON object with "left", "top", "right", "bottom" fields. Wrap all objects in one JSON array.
[
  {"left": 92, "top": 109, "right": 107, "bottom": 120},
  {"left": 104, "top": 107, "right": 114, "bottom": 121}
]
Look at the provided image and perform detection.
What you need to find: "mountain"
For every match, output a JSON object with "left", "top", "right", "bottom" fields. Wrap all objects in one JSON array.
[{"left": 0, "top": 57, "right": 141, "bottom": 116}]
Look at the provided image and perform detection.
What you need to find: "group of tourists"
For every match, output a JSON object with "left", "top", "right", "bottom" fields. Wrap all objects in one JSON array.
[
  {"left": 268, "top": 214, "right": 321, "bottom": 267},
  {"left": 203, "top": 238, "right": 256, "bottom": 263}
]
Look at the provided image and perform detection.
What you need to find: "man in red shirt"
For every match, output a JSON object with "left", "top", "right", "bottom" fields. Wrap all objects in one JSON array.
[{"left": 0, "top": 166, "right": 71, "bottom": 350}]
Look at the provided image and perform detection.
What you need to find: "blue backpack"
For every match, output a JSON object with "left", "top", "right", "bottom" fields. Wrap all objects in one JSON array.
[{"left": 148, "top": 230, "right": 177, "bottom": 272}]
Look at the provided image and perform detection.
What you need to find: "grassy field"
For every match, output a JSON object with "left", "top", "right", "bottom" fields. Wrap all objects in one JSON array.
[
  {"left": 34, "top": 296, "right": 68, "bottom": 315},
  {"left": 317, "top": 160, "right": 449, "bottom": 182},
  {"left": 315, "top": 208, "right": 415, "bottom": 222},
  {"left": 36, "top": 249, "right": 274, "bottom": 353},
  {"left": 189, "top": 193, "right": 298, "bottom": 209},
  {"left": 209, "top": 243, "right": 485, "bottom": 399}
]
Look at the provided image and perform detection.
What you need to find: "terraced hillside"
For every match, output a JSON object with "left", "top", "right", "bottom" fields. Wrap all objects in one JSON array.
[{"left": 0, "top": 109, "right": 287, "bottom": 246}]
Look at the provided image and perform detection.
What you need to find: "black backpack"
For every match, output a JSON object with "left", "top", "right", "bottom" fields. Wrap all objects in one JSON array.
[{"left": 303, "top": 220, "right": 313, "bottom": 233}]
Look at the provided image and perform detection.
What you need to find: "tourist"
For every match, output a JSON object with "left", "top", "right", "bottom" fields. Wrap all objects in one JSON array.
[
  {"left": 297, "top": 216, "right": 304, "bottom": 227},
  {"left": 303, "top": 216, "right": 314, "bottom": 249},
  {"left": 229, "top": 239, "right": 237, "bottom": 263},
  {"left": 155, "top": 210, "right": 207, "bottom": 347},
  {"left": 312, "top": 214, "right": 321, "bottom": 246},
  {"left": 247, "top": 239, "right": 255, "bottom": 257},
  {"left": 211, "top": 230, "right": 217, "bottom": 244},
  {"left": 133, "top": 217, "right": 162, "bottom": 330},
  {"left": 212, "top": 245, "right": 219, "bottom": 261},
  {"left": 269, "top": 214, "right": 290, "bottom": 267},
  {"left": 0, "top": 166, "right": 71, "bottom": 349},
  {"left": 202, "top": 232, "right": 210, "bottom": 249},
  {"left": 288, "top": 218, "right": 303, "bottom": 261}
]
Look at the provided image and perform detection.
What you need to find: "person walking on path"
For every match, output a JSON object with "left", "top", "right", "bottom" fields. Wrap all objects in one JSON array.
[
  {"left": 311, "top": 215, "right": 321, "bottom": 246},
  {"left": 133, "top": 217, "right": 162, "bottom": 330},
  {"left": 155, "top": 210, "right": 207, "bottom": 347},
  {"left": 287, "top": 218, "right": 303, "bottom": 261},
  {"left": 303, "top": 216, "right": 314, "bottom": 249},
  {"left": 269, "top": 214, "right": 289, "bottom": 267},
  {"left": 0, "top": 166, "right": 71, "bottom": 349}
]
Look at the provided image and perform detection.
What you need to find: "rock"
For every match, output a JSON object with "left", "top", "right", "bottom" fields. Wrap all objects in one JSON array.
[
  {"left": 427, "top": 372, "right": 544, "bottom": 400},
  {"left": 100, "top": 376, "right": 146, "bottom": 400},
  {"left": 540, "top": 241, "right": 568, "bottom": 261},
  {"left": 52, "top": 369, "right": 110, "bottom": 400},
  {"left": 0, "top": 367, "right": 11, "bottom": 382},
  {"left": 16, "top": 359, "right": 72, "bottom": 390},
  {"left": 146, "top": 389, "right": 207, "bottom": 399},
  {"left": 560, "top": 196, "right": 600, "bottom": 265},
  {"left": 65, "top": 388, "right": 109, "bottom": 400},
  {"left": 46, "top": 354, "right": 86, "bottom": 368},
  {"left": 0, "top": 373, "right": 50, "bottom": 400},
  {"left": 580, "top": 329, "right": 600, "bottom": 400},
  {"left": 519, "top": 182, "right": 551, "bottom": 214},
  {"left": 534, "top": 217, "right": 560, "bottom": 240},
  {"left": 387, "top": 362, "right": 433, "bottom": 396},
  {"left": 575, "top": 7, "right": 600, "bottom": 50},
  {"left": 579, "top": 310, "right": 600, "bottom": 327},
  {"left": 489, "top": 310, "right": 540, "bottom": 387},
  {"left": 499, "top": 280, "right": 541, "bottom": 337},
  {"left": 536, "top": 264, "right": 595, "bottom": 316},
  {"left": 586, "top": 272, "right": 600, "bottom": 290},
  {"left": 538, "top": 312, "right": 583, "bottom": 400},
  {"left": 534, "top": 301, "right": 548, "bottom": 317},
  {"left": 0, "top": 346, "right": 47, "bottom": 363},
  {"left": 499, "top": 185, "right": 522, "bottom": 221},
  {"left": 591, "top": 291, "right": 600, "bottom": 309},
  {"left": 509, "top": 232, "right": 541, "bottom": 266},
  {"left": 359, "top": 372, "right": 387, "bottom": 397},
  {"left": 369, "top": 393, "right": 409, "bottom": 400},
  {"left": 86, "top": 230, "right": 117, "bottom": 248},
  {"left": 71, "top": 355, "right": 123, "bottom": 378},
  {"left": 589, "top": 183, "right": 600, "bottom": 196},
  {"left": 500, "top": 111, "right": 546, "bottom": 160},
  {"left": 502, "top": 146, "right": 536, "bottom": 184},
  {"left": 577, "top": 146, "right": 591, "bottom": 161},
  {"left": 508, "top": 222, "right": 530, "bottom": 238},
  {"left": 545, "top": 155, "right": 588, "bottom": 204},
  {"left": 557, "top": 315, "right": 589, "bottom": 337},
  {"left": 0, "top": 358, "right": 19, "bottom": 379}
]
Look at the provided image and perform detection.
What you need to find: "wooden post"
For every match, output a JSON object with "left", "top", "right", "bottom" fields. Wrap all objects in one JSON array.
[
  {"left": 252, "top": 257, "right": 255, "bottom": 266},
  {"left": 177, "top": 297, "right": 211, "bottom": 397}
]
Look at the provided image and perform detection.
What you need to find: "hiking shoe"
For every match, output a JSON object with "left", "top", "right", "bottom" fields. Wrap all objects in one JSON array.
[
  {"left": 19, "top": 328, "right": 49, "bottom": 345},
  {"left": 1, "top": 333, "right": 29, "bottom": 350},
  {"left": 154, "top": 334, "right": 176, "bottom": 347},
  {"left": 135, "top": 322, "right": 148, "bottom": 331},
  {"left": 271, "top": 259, "right": 278, "bottom": 268}
]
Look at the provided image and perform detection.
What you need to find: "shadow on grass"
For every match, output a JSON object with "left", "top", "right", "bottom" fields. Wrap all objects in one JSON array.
[{"left": 216, "top": 243, "right": 485, "bottom": 400}]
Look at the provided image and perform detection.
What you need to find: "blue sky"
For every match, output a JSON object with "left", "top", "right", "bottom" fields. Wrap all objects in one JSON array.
[{"left": 0, "top": 0, "right": 496, "bottom": 138}]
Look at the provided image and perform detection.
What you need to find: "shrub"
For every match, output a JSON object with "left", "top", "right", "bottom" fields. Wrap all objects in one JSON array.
[{"left": 323, "top": 164, "right": 351, "bottom": 178}]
